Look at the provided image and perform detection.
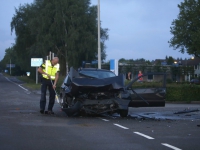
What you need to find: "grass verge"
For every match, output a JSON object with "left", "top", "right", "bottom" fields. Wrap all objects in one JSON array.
[{"left": 16, "top": 75, "right": 65, "bottom": 91}]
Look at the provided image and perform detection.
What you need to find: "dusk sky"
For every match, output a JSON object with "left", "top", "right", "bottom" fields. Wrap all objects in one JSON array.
[{"left": 0, "top": 0, "right": 191, "bottom": 62}]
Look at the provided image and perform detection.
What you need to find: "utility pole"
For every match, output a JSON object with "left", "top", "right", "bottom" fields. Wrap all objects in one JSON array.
[
  {"left": 98, "top": 0, "right": 101, "bottom": 69},
  {"left": 10, "top": 59, "right": 11, "bottom": 75}
]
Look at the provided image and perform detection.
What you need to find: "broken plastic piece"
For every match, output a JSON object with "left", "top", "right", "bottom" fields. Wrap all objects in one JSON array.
[{"left": 174, "top": 109, "right": 199, "bottom": 114}]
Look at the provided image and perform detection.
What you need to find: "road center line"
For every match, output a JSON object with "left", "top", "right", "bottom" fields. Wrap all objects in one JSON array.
[
  {"left": 113, "top": 124, "right": 129, "bottom": 129},
  {"left": 161, "top": 143, "right": 182, "bottom": 150},
  {"left": 134, "top": 132, "right": 154, "bottom": 139}
]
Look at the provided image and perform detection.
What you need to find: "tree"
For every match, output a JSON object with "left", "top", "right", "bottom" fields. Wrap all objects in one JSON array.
[
  {"left": 169, "top": 0, "right": 200, "bottom": 58},
  {"left": 119, "top": 58, "right": 126, "bottom": 63},
  {"left": 10, "top": 0, "right": 109, "bottom": 76},
  {"left": 0, "top": 47, "right": 15, "bottom": 73},
  {"left": 166, "top": 56, "right": 175, "bottom": 65},
  {"left": 0, "top": 47, "right": 26, "bottom": 75}
]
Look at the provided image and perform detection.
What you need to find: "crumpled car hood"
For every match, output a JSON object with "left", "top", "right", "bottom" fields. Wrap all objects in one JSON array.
[{"left": 68, "top": 67, "right": 124, "bottom": 95}]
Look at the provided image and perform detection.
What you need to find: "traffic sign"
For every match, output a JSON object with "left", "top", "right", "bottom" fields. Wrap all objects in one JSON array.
[
  {"left": 6, "top": 64, "right": 15, "bottom": 68},
  {"left": 31, "top": 58, "right": 43, "bottom": 67}
]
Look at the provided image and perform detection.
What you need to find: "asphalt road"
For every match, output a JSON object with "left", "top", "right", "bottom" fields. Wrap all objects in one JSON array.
[{"left": 0, "top": 73, "right": 200, "bottom": 150}]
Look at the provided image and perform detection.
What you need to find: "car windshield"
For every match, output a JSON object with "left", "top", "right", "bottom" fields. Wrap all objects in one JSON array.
[{"left": 79, "top": 70, "right": 116, "bottom": 79}]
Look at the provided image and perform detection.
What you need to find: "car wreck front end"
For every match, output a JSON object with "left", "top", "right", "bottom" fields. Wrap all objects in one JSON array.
[{"left": 59, "top": 67, "right": 131, "bottom": 117}]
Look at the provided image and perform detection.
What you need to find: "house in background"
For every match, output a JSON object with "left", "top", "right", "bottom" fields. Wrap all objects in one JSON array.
[
  {"left": 116, "top": 57, "right": 200, "bottom": 82},
  {"left": 147, "top": 57, "right": 200, "bottom": 82},
  {"left": 174, "top": 57, "right": 200, "bottom": 81},
  {"left": 184, "top": 57, "right": 200, "bottom": 80},
  {"left": 153, "top": 59, "right": 167, "bottom": 66}
]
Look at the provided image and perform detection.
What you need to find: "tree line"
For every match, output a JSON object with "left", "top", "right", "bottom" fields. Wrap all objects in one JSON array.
[{"left": 0, "top": 0, "right": 108, "bottom": 76}]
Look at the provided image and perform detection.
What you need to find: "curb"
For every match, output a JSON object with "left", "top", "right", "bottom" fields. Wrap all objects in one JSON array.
[{"left": 166, "top": 101, "right": 200, "bottom": 104}]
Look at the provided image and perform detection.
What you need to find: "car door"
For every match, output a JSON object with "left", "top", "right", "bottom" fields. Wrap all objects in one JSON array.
[{"left": 126, "top": 73, "right": 166, "bottom": 107}]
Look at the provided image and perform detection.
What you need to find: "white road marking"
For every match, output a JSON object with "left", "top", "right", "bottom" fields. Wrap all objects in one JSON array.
[
  {"left": 161, "top": 143, "right": 182, "bottom": 150},
  {"left": 5, "top": 77, "right": 16, "bottom": 84},
  {"left": 101, "top": 119, "right": 109, "bottom": 122},
  {"left": 134, "top": 132, "right": 154, "bottom": 139},
  {"left": 114, "top": 124, "right": 129, "bottom": 129},
  {"left": 18, "top": 84, "right": 28, "bottom": 91},
  {"left": 5, "top": 77, "right": 29, "bottom": 91}
]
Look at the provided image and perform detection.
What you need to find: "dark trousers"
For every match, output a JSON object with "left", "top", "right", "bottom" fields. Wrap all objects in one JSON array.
[{"left": 40, "top": 78, "right": 55, "bottom": 111}]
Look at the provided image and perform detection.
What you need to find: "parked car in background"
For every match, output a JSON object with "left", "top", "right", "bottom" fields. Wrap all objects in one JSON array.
[
  {"left": 190, "top": 79, "right": 200, "bottom": 85},
  {"left": 58, "top": 67, "right": 166, "bottom": 117}
]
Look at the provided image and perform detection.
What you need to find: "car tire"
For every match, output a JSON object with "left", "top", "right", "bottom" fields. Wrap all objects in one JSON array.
[
  {"left": 61, "top": 93, "right": 68, "bottom": 108},
  {"left": 119, "top": 109, "right": 128, "bottom": 117}
]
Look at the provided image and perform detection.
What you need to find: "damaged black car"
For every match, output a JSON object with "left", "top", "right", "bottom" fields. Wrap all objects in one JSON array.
[{"left": 59, "top": 67, "right": 166, "bottom": 117}]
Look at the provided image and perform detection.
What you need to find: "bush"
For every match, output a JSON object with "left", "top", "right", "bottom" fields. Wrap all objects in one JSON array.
[
  {"left": 166, "top": 78, "right": 173, "bottom": 84},
  {"left": 166, "top": 84, "right": 200, "bottom": 102}
]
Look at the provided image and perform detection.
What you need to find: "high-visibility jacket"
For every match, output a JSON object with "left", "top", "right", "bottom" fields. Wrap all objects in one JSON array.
[{"left": 42, "top": 60, "right": 60, "bottom": 80}]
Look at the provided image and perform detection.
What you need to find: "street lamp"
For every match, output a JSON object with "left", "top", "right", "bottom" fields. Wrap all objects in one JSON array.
[
  {"left": 185, "top": 57, "right": 195, "bottom": 81},
  {"left": 173, "top": 61, "right": 178, "bottom": 82},
  {"left": 10, "top": 59, "right": 11, "bottom": 75},
  {"left": 97, "top": 0, "right": 101, "bottom": 69},
  {"left": 186, "top": 56, "right": 194, "bottom": 66}
]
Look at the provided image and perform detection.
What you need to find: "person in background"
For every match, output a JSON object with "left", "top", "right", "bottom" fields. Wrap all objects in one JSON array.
[
  {"left": 138, "top": 70, "right": 143, "bottom": 82},
  {"left": 126, "top": 72, "right": 132, "bottom": 80},
  {"left": 37, "top": 57, "right": 60, "bottom": 114}
]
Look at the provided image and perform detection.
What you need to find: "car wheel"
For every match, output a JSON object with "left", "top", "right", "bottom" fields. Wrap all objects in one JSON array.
[
  {"left": 61, "top": 93, "right": 68, "bottom": 108},
  {"left": 119, "top": 109, "right": 128, "bottom": 117}
]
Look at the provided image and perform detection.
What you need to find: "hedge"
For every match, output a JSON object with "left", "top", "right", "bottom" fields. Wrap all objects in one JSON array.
[{"left": 166, "top": 85, "right": 200, "bottom": 102}]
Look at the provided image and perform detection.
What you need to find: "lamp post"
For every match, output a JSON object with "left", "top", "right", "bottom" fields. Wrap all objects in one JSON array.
[
  {"left": 173, "top": 61, "right": 177, "bottom": 82},
  {"left": 186, "top": 56, "right": 194, "bottom": 66},
  {"left": 186, "top": 57, "right": 194, "bottom": 81},
  {"left": 10, "top": 59, "right": 11, "bottom": 75},
  {"left": 97, "top": 0, "right": 101, "bottom": 69}
]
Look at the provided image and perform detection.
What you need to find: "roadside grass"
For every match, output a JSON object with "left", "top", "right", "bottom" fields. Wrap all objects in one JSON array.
[
  {"left": 2, "top": 73, "right": 40, "bottom": 90},
  {"left": 2, "top": 73, "right": 10, "bottom": 77},
  {"left": 16, "top": 75, "right": 66, "bottom": 91},
  {"left": 17, "top": 76, "right": 41, "bottom": 90}
]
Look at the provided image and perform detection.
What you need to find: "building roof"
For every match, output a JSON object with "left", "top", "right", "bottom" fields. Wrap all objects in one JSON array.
[{"left": 181, "top": 57, "right": 200, "bottom": 66}]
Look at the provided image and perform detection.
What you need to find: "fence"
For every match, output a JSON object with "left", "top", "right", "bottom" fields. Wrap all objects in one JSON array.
[{"left": 101, "top": 64, "right": 194, "bottom": 82}]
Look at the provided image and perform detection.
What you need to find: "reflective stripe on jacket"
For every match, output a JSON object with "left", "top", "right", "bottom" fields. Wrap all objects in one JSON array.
[{"left": 42, "top": 60, "right": 60, "bottom": 80}]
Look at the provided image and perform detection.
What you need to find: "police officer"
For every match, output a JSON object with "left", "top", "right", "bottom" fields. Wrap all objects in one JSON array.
[{"left": 38, "top": 57, "right": 60, "bottom": 114}]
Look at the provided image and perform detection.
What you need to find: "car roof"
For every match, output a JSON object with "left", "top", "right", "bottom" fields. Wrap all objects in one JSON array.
[{"left": 79, "top": 68, "right": 113, "bottom": 72}]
